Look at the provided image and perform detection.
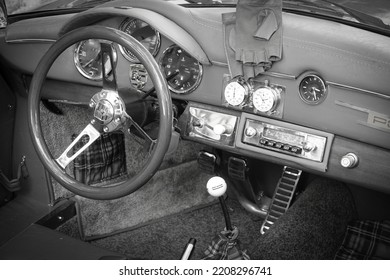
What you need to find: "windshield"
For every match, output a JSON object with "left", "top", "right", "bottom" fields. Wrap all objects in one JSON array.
[{"left": 5, "top": 0, "right": 390, "bottom": 29}]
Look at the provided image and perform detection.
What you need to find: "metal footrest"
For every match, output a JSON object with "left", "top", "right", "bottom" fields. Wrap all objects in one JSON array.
[{"left": 260, "top": 166, "right": 302, "bottom": 234}]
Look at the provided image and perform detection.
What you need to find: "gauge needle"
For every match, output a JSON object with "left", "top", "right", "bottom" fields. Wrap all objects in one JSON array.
[
  {"left": 82, "top": 58, "right": 96, "bottom": 67},
  {"left": 310, "top": 87, "right": 318, "bottom": 100}
]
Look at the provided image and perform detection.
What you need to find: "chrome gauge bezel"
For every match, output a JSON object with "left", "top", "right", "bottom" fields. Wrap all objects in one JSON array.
[
  {"left": 159, "top": 45, "right": 203, "bottom": 95},
  {"left": 252, "top": 86, "right": 280, "bottom": 113},
  {"left": 118, "top": 18, "right": 161, "bottom": 63},
  {"left": 74, "top": 39, "right": 118, "bottom": 81},
  {"left": 223, "top": 76, "right": 249, "bottom": 107},
  {"left": 298, "top": 73, "right": 327, "bottom": 105}
]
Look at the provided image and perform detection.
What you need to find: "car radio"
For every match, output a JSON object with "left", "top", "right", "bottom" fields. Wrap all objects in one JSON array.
[{"left": 242, "top": 119, "right": 328, "bottom": 162}]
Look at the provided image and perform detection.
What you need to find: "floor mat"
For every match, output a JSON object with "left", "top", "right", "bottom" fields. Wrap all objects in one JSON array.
[
  {"left": 57, "top": 178, "right": 356, "bottom": 259},
  {"left": 76, "top": 160, "right": 216, "bottom": 239},
  {"left": 89, "top": 198, "right": 260, "bottom": 260}
]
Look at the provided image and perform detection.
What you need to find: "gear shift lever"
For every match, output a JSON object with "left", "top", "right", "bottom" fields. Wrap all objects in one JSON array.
[{"left": 207, "top": 176, "right": 233, "bottom": 231}]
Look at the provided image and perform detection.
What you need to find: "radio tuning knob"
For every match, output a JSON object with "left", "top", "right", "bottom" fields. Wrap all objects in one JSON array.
[
  {"left": 303, "top": 141, "right": 316, "bottom": 152},
  {"left": 245, "top": 126, "right": 257, "bottom": 138},
  {"left": 341, "top": 153, "right": 359, "bottom": 168}
]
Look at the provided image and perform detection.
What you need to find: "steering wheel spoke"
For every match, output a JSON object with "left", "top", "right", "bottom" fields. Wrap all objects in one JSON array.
[
  {"left": 101, "top": 42, "right": 117, "bottom": 92},
  {"left": 124, "top": 112, "right": 156, "bottom": 153},
  {"left": 56, "top": 123, "right": 101, "bottom": 169}
]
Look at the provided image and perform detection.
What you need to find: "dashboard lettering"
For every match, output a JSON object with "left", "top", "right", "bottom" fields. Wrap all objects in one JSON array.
[{"left": 367, "top": 112, "right": 390, "bottom": 131}]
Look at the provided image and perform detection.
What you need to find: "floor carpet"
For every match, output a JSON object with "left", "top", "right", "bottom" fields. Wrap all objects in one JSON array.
[{"left": 58, "top": 177, "right": 357, "bottom": 260}]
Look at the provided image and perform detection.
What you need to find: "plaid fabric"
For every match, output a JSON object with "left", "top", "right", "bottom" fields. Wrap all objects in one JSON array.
[
  {"left": 335, "top": 220, "right": 390, "bottom": 260},
  {"left": 203, "top": 227, "right": 250, "bottom": 260},
  {"left": 73, "top": 132, "right": 127, "bottom": 185}
]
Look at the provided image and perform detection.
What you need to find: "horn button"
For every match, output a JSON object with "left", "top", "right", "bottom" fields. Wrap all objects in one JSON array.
[{"left": 90, "top": 90, "right": 126, "bottom": 133}]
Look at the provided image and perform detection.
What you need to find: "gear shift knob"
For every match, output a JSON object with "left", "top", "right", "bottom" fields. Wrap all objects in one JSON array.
[{"left": 207, "top": 176, "right": 227, "bottom": 197}]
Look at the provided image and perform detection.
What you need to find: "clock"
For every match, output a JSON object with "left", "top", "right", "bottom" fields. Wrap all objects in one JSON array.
[{"left": 299, "top": 74, "right": 327, "bottom": 105}]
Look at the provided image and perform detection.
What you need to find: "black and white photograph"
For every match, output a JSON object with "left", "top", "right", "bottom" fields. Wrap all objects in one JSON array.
[{"left": 0, "top": 0, "right": 389, "bottom": 278}]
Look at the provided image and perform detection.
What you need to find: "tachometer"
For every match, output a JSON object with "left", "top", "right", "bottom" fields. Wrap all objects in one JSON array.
[
  {"left": 74, "top": 39, "right": 117, "bottom": 81},
  {"left": 160, "top": 45, "right": 203, "bottom": 94},
  {"left": 119, "top": 18, "right": 161, "bottom": 62}
]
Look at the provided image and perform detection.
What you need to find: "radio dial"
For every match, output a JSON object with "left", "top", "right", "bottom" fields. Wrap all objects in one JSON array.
[
  {"left": 303, "top": 142, "right": 316, "bottom": 153},
  {"left": 245, "top": 126, "right": 257, "bottom": 138}
]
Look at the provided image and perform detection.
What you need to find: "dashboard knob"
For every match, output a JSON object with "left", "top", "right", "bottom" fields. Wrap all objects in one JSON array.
[
  {"left": 303, "top": 141, "right": 316, "bottom": 152},
  {"left": 341, "top": 153, "right": 359, "bottom": 168},
  {"left": 245, "top": 126, "right": 257, "bottom": 138},
  {"left": 213, "top": 124, "right": 232, "bottom": 135}
]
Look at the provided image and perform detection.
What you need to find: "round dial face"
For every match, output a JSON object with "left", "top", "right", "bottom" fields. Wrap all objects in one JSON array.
[
  {"left": 160, "top": 45, "right": 202, "bottom": 94},
  {"left": 119, "top": 18, "right": 161, "bottom": 62},
  {"left": 224, "top": 81, "right": 247, "bottom": 106},
  {"left": 74, "top": 39, "right": 117, "bottom": 81},
  {"left": 252, "top": 87, "right": 278, "bottom": 113},
  {"left": 299, "top": 74, "right": 327, "bottom": 104}
]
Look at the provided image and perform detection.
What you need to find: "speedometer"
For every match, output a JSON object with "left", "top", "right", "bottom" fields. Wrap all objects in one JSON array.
[
  {"left": 160, "top": 45, "right": 203, "bottom": 94},
  {"left": 119, "top": 18, "right": 161, "bottom": 62},
  {"left": 74, "top": 39, "right": 117, "bottom": 81}
]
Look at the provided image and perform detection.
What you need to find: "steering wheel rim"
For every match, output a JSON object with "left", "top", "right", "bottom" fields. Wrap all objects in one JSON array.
[{"left": 28, "top": 26, "right": 172, "bottom": 200}]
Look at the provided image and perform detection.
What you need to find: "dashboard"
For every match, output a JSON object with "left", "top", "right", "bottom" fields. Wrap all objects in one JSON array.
[{"left": 0, "top": 0, "right": 389, "bottom": 193}]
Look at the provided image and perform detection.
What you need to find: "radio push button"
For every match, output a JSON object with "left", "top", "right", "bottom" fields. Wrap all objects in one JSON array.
[
  {"left": 267, "top": 141, "right": 276, "bottom": 147},
  {"left": 275, "top": 142, "right": 283, "bottom": 149},
  {"left": 291, "top": 146, "right": 302, "bottom": 154},
  {"left": 259, "top": 138, "right": 268, "bottom": 145},
  {"left": 282, "top": 145, "right": 291, "bottom": 151}
]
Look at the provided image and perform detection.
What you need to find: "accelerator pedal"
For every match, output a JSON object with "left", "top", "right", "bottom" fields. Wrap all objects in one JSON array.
[{"left": 260, "top": 166, "right": 302, "bottom": 234}]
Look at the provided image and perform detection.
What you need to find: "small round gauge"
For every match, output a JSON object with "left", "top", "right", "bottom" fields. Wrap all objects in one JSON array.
[
  {"left": 299, "top": 74, "right": 327, "bottom": 105},
  {"left": 160, "top": 45, "right": 203, "bottom": 94},
  {"left": 119, "top": 18, "right": 161, "bottom": 62},
  {"left": 74, "top": 39, "right": 117, "bottom": 81},
  {"left": 252, "top": 87, "right": 280, "bottom": 113},
  {"left": 224, "top": 77, "right": 248, "bottom": 106}
]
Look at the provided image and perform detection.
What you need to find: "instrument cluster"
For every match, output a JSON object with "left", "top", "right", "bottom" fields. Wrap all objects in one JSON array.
[{"left": 73, "top": 17, "right": 203, "bottom": 95}]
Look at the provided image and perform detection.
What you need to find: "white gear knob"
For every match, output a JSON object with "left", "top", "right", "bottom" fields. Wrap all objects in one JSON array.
[{"left": 207, "top": 176, "right": 227, "bottom": 197}]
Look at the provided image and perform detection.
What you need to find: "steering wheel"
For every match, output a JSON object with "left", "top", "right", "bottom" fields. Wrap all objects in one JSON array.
[{"left": 28, "top": 26, "right": 173, "bottom": 200}]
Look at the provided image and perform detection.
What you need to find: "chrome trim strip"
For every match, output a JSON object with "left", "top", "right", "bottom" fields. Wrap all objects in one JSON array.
[
  {"left": 328, "top": 81, "right": 390, "bottom": 100},
  {"left": 263, "top": 72, "right": 296, "bottom": 80},
  {"left": 7, "top": 38, "right": 56, "bottom": 43},
  {"left": 334, "top": 100, "right": 371, "bottom": 114},
  {"left": 357, "top": 121, "right": 390, "bottom": 134}
]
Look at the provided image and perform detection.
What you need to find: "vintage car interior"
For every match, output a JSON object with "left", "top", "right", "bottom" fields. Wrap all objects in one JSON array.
[{"left": 0, "top": 0, "right": 389, "bottom": 260}]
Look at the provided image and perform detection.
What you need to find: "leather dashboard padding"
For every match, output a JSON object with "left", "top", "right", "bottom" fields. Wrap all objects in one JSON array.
[
  {"left": 58, "top": 7, "right": 211, "bottom": 65},
  {"left": 6, "top": 13, "right": 72, "bottom": 42}
]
